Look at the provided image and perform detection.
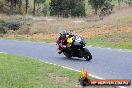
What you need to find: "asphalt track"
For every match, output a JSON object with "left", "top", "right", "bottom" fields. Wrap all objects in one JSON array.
[{"left": 0, "top": 40, "right": 132, "bottom": 87}]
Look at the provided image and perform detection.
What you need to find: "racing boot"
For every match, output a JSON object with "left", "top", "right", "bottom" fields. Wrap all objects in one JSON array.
[
  {"left": 58, "top": 50, "right": 62, "bottom": 54},
  {"left": 57, "top": 45, "right": 63, "bottom": 54}
]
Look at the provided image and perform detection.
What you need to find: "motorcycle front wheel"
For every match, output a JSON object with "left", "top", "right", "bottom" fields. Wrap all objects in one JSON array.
[{"left": 82, "top": 48, "right": 92, "bottom": 61}]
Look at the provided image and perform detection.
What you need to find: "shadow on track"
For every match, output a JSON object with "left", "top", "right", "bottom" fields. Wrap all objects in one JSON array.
[{"left": 58, "top": 57, "right": 88, "bottom": 62}]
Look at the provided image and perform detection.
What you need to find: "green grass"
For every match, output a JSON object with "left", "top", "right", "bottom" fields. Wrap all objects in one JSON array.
[
  {"left": 0, "top": 37, "right": 56, "bottom": 43},
  {"left": 0, "top": 51, "right": 113, "bottom": 88},
  {"left": 0, "top": 53, "right": 84, "bottom": 88},
  {"left": 86, "top": 39, "right": 132, "bottom": 50}
]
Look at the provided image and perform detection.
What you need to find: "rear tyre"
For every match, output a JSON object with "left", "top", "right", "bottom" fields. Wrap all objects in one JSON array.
[{"left": 82, "top": 48, "right": 92, "bottom": 61}]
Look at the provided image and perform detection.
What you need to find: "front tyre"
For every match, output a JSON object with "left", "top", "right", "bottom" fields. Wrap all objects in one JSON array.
[{"left": 82, "top": 48, "right": 92, "bottom": 61}]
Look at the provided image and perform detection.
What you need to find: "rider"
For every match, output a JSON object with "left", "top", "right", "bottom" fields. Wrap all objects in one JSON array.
[{"left": 56, "top": 31, "right": 73, "bottom": 54}]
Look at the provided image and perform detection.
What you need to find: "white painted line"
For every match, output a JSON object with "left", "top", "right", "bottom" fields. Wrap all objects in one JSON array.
[
  {"left": 118, "top": 86, "right": 127, "bottom": 88},
  {"left": 44, "top": 61, "right": 104, "bottom": 79},
  {"left": 43, "top": 60, "right": 127, "bottom": 88},
  {"left": 0, "top": 52, "right": 3, "bottom": 54},
  {"left": 0, "top": 52, "right": 7, "bottom": 54},
  {"left": 61, "top": 65, "right": 104, "bottom": 80}
]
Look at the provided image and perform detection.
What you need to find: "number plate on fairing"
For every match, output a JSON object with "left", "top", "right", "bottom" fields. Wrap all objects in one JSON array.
[{"left": 75, "top": 36, "right": 81, "bottom": 42}]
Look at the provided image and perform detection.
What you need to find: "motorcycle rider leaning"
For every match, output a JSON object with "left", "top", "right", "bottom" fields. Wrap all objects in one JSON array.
[{"left": 56, "top": 31, "right": 74, "bottom": 54}]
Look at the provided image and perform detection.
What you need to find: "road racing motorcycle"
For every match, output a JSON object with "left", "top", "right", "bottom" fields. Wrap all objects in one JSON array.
[{"left": 56, "top": 35, "right": 92, "bottom": 61}]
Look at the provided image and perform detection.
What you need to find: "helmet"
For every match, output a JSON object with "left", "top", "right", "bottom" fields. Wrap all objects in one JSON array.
[
  {"left": 60, "top": 30, "right": 69, "bottom": 42},
  {"left": 60, "top": 30, "right": 69, "bottom": 35}
]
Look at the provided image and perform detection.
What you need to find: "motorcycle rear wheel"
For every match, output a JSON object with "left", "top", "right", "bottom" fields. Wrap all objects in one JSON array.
[{"left": 63, "top": 52, "right": 72, "bottom": 58}]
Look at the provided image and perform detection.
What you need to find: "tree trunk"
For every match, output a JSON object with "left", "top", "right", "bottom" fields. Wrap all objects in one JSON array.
[
  {"left": 128, "top": 0, "right": 132, "bottom": 7},
  {"left": 0, "top": 3, "right": 3, "bottom": 13},
  {"left": 25, "top": 0, "right": 29, "bottom": 14},
  {"left": 94, "top": 8, "right": 98, "bottom": 15},
  {"left": 33, "top": 0, "right": 36, "bottom": 16},
  {"left": 9, "top": 0, "right": 14, "bottom": 15},
  {"left": 118, "top": 0, "right": 121, "bottom": 9},
  {"left": 18, "top": 0, "right": 22, "bottom": 14}
]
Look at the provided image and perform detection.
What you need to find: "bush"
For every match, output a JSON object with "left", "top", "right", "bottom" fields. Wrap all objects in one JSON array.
[
  {"left": 99, "top": 0, "right": 114, "bottom": 16},
  {"left": 0, "top": 21, "right": 21, "bottom": 33},
  {"left": 0, "top": 22, "right": 7, "bottom": 33},
  {"left": 7, "top": 21, "right": 21, "bottom": 31},
  {"left": 0, "top": 20, "right": 5, "bottom": 23},
  {"left": 17, "top": 24, "right": 30, "bottom": 34}
]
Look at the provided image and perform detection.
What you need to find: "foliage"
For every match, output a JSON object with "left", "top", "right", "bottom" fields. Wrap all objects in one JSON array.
[
  {"left": 50, "top": 0, "right": 86, "bottom": 17},
  {"left": 88, "top": 0, "right": 106, "bottom": 14},
  {"left": 71, "top": 1, "right": 86, "bottom": 17},
  {"left": 99, "top": 0, "right": 114, "bottom": 17},
  {"left": 25, "top": 0, "right": 29, "bottom": 14},
  {"left": 42, "top": 4, "right": 49, "bottom": 16},
  {"left": 88, "top": 0, "right": 114, "bottom": 17},
  {"left": 36, "top": 0, "right": 45, "bottom": 4},
  {"left": 0, "top": 20, "right": 21, "bottom": 33},
  {"left": 0, "top": 0, "right": 132, "bottom": 17},
  {"left": 123, "top": 0, "right": 132, "bottom": 6}
]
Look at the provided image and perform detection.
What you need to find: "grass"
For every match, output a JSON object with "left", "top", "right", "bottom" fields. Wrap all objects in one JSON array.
[
  {"left": 0, "top": 35, "right": 56, "bottom": 43},
  {"left": 0, "top": 51, "right": 114, "bottom": 88},
  {"left": 0, "top": 53, "right": 83, "bottom": 88},
  {"left": 112, "top": 16, "right": 132, "bottom": 25},
  {"left": 86, "top": 39, "right": 132, "bottom": 50}
]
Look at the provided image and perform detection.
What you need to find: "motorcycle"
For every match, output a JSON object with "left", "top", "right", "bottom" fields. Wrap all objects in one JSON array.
[{"left": 56, "top": 35, "right": 92, "bottom": 61}]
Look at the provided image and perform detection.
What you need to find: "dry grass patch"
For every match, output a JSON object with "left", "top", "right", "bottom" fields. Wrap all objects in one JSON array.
[{"left": 48, "top": 73, "right": 82, "bottom": 88}]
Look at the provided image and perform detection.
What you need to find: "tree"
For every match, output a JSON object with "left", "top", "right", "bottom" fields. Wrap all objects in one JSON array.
[
  {"left": 36, "top": 0, "right": 45, "bottom": 15},
  {"left": 99, "top": 0, "right": 114, "bottom": 19},
  {"left": 7, "top": 0, "right": 22, "bottom": 15},
  {"left": 36, "top": 0, "right": 45, "bottom": 6},
  {"left": 18, "top": 0, "right": 22, "bottom": 14},
  {"left": 25, "top": 0, "right": 29, "bottom": 14},
  {"left": 71, "top": 0, "right": 85, "bottom": 17},
  {"left": 128, "top": 0, "right": 132, "bottom": 6},
  {"left": 50, "top": 0, "right": 61, "bottom": 17},
  {"left": 88, "top": 0, "right": 113, "bottom": 17},
  {"left": 88, "top": 0, "right": 106, "bottom": 14},
  {"left": 33, "top": 0, "right": 45, "bottom": 16},
  {"left": 42, "top": 4, "right": 49, "bottom": 16},
  {"left": 33, "top": 0, "right": 36, "bottom": 16},
  {"left": 9, "top": 0, "right": 15, "bottom": 15},
  {"left": 50, "top": 0, "right": 85, "bottom": 17},
  {"left": 124, "top": 0, "right": 132, "bottom": 7},
  {"left": 0, "top": 1, "right": 4, "bottom": 13},
  {"left": 117, "top": 0, "right": 124, "bottom": 8}
]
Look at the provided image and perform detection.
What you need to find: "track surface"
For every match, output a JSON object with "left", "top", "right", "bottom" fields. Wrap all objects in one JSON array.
[{"left": 0, "top": 40, "right": 132, "bottom": 83}]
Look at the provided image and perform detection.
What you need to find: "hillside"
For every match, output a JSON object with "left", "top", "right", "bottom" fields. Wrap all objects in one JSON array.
[{"left": 0, "top": 0, "right": 132, "bottom": 49}]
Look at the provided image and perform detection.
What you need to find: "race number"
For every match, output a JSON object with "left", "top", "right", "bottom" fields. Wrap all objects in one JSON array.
[{"left": 75, "top": 36, "right": 81, "bottom": 42}]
